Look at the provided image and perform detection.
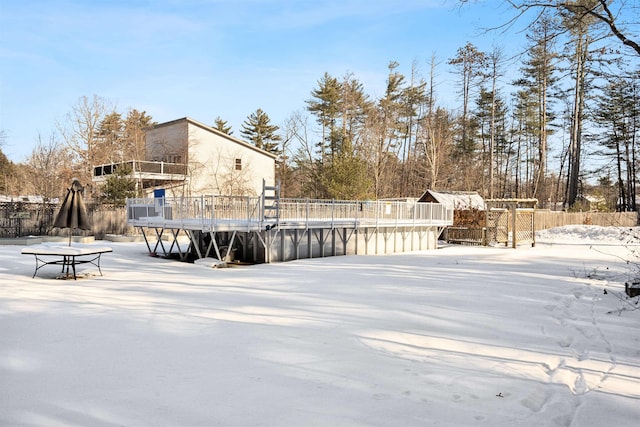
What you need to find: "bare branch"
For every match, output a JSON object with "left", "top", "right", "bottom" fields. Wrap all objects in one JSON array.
[{"left": 501, "top": 1, "right": 640, "bottom": 55}]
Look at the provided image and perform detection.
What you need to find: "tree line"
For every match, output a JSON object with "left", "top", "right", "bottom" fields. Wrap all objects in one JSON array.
[
  {"left": 0, "top": 0, "right": 638, "bottom": 211},
  {"left": 277, "top": 0, "right": 640, "bottom": 211}
]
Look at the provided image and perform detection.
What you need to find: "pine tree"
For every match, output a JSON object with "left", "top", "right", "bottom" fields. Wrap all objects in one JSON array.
[
  {"left": 594, "top": 74, "right": 640, "bottom": 211},
  {"left": 240, "top": 109, "right": 282, "bottom": 154},
  {"left": 510, "top": 89, "right": 538, "bottom": 198},
  {"left": 102, "top": 165, "right": 137, "bottom": 207},
  {"left": 96, "top": 112, "right": 124, "bottom": 164},
  {"left": 306, "top": 72, "right": 342, "bottom": 162},
  {"left": 321, "top": 148, "right": 372, "bottom": 200},
  {"left": 339, "top": 73, "right": 372, "bottom": 155},
  {"left": 474, "top": 86, "right": 508, "bottom": 197},
  {"left": 563, "top": 1, "right": 597, "bottom": 207},
  {"left": 0, "top": 150, "right": 14, "bottom": 194},
  {"left": 0, "top": 130, "right": 12, "bottom": 193},
  {"left": 123, "top": 109, "right": 154, "bottom": 162},
  {"left": 213, "top": 116, "right": 233, "bottom": 135},
  {"left": 448, "top": 42, "right": 487, "bottom": 158},
  {"left": 369, "top": 61, "right": 407, "bottom": 198},
  {"left": 513, "top": 13, "right": 559, "bottom": 202},
  {"left": 398, "top": 62, "right": 429, "bottom": 196}
]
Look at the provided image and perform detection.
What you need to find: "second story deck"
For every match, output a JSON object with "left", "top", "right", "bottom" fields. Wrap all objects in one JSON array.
[{"left": 93, "top": 161, "right": 188, "bottom": 189}]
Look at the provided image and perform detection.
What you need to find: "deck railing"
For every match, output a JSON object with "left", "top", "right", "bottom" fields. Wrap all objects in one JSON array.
[
  {"left": 94, "top": 160, "right": 188, "bottom": 177},
  {"left": 126, "top": 196, "right": 453, "bottom": 229}
]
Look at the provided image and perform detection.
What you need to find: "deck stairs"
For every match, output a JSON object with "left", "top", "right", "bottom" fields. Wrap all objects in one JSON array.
[{"left": 261, "top": 180, "right": 280, "bottom": 230}]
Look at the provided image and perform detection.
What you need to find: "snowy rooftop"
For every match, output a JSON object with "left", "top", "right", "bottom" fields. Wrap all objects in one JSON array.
[{"left": 420, "top": 189, "right": 485, "bottom": 210}]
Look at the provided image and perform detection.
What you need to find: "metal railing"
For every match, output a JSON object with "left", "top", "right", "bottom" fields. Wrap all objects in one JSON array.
[
  {"left": 277, "top": 198, "right": 452, "bottom": 227},
  {"left": 126, "top": 196, "right": 453, "bottom": 230},
  {"left": 93, "top": 160, "right": 188, "bottom": 177}
]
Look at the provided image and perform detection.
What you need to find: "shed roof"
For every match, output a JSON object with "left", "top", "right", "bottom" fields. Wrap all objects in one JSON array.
[{"left": 419, "top": 190, "right": 485, "bottom": 210}]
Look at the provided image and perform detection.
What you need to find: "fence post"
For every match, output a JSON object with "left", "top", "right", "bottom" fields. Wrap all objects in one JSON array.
[
  {"left": 331, "top": 199, "right": 335, "bottom": 229},
  {"left": 247, "top": 196, "right": 251, "bottom": 229},
  {"left": 200, "top": 195, "right": 205, "bottom": 228},
  {"left": 511, "top": 204, "right": 517, "bottom": 249}
]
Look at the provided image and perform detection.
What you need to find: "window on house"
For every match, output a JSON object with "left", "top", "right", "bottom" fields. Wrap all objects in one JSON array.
[{"left": 235, "top": 158, "right": 242, "bottom": 171}]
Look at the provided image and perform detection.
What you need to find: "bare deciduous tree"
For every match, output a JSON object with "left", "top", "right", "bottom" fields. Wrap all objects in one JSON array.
[
  {"left": 460, "top": 1, "right": 639, "bottom": 55},
  {"left": 26, "top": 133, "right": 72, "bottom": 200},
  {"left": 57, "top": 95, "right": 114, "bottom": 191},
  {"left": 26, "top": 133, "right": 73, "bottom": 233}
]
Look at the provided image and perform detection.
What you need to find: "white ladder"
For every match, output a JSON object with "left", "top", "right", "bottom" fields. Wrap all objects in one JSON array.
[{"left": 262, "top": 179, "right": 280, "bottom": 230}]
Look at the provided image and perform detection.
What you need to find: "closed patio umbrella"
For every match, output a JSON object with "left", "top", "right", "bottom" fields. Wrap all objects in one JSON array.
[{"left": 53, "top": 178, "right": 92, "bottom": 246}]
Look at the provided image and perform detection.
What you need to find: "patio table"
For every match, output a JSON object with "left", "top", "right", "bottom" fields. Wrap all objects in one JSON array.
[{"left": 21, "top": 245, "right": 113, "bottom": 280}]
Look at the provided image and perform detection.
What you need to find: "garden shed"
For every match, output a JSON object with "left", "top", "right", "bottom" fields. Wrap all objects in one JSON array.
[
  {"left": 418, "top": 190, "right": 537, "bottom": 248},
  {"left": 418, "top": 190, "right": 486, "bottom": 243}
]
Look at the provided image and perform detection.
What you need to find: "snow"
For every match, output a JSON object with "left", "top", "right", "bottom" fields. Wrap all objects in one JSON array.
[{"left": 1, "top": 225, "right": 639, "bottom": 426}]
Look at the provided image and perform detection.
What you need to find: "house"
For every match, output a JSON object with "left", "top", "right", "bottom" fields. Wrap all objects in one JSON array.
[{"left": 93, "top": 117, "right": 277, "bottom": 197}]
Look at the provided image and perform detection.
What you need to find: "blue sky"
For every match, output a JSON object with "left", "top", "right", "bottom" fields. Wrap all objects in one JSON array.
[{"left": 0, "top": 0, "right": 525, "bottom": 163}]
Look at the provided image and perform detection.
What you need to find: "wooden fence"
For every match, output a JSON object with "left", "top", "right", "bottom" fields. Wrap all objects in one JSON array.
[
  {"left": 446, "top": 210, "right": 638, "bottom": 246},
  {"left": 0, "top": 202, "right": 134, "bottom": 238},
  {"left": 534, "top": 210, "right": 638, "bottom": 229},
  {"left": 88, "top": 207, "right": 136, "bottom": 238},
  {"left": 1, "top": 202, "right": 638, "bottom": 239}
]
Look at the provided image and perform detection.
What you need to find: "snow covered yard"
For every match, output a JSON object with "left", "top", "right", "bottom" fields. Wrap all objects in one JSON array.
[{"left": 1, "top": 226, "right": 639, "bottom": 426}]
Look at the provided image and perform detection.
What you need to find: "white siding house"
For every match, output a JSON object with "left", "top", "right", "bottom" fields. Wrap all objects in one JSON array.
[
  {"left": 146, "top": 117, "right": 276, "bottom": 197},
  {"left": 94, "top": 117, "right": 277, "bottom": 197}
]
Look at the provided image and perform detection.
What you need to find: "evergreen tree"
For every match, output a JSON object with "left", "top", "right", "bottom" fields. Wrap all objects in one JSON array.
[
  {"left": 369, "top": 61, "right": 407, "bottom": 198},
  {"left": 123, "top": 109, "right": 154, "bottom": 162},
  {"left": 474, "top": 86, "right": 508, "bottom": 197},
  {"left": 594, "top": 74, "right": 640, "bottom": 211},
  {"left": 513, "top": 13, "right": 559, "bottom": 202},
  {"left": 478, "top": 46, "right": 507, "bottom": 198},
  {"left": 339, "top": 73, "right": 372, "bottom": 155},
  {"left": 379, "top": 61, "right": 406, "bottom": 153},
  {"left": 322, "top": 152, "right": 372, "bottom": 200},
  {"left": 398, "top": 62, "right": 429, "bottom": 196},
  {"left": 213, "top": 116, "right": 233, "bottom": 135},
  {"left": 562, "top": 1, "right": 597, "bottom": 207},
  {"left": 240, "top": 108, "right": 281, "bottom": 154},
  {"left": 306, "top": 72, "right": 342, "bottom": 162},
  {"left": 0, "top": 130, "right": 12, "bottom": 193},
  {"left": 0, "top": 149, "right": 13, "bottom": 194},
  {"left": 96, "top": 112, "right": 124, "bottom": 164},
  {"left": 102, "top": 165, "right": 137, "bottom": 207},
  {"left": 448, "top": 42, "right": 487, "bottom": 158},
  {"left": 510, "top": 89, "right": 538, "bottom": 198}
]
